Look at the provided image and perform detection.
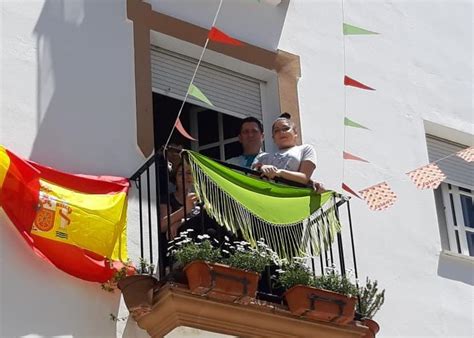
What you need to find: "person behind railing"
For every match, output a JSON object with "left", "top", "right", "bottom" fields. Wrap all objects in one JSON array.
[
  {"left": 159, "top": 158, "right": 198, "bottom": 239},
  {"left": 158, "top": 143, "right": 183, "bottom": 200},
  {"left": 252, "top": 113, "right": 324, "bottom": 192},
  {"left": 160, "top": 154, "right": 238, "bottom": 248},
  {"left": 227, "top": 117, "right": 264, "bottom": 168}
]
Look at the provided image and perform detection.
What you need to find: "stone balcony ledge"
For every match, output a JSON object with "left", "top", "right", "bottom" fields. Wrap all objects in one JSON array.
[{"left": 134, "top": 283, "right": 369, "bottom": 338}]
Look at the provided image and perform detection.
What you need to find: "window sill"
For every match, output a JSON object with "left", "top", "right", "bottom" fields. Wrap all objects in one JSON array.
[
  {"left": 440, "top": 250, "right": 474, "bottom": 264},
  {"left": 438, "top": 250, "right": 474, "bottom": 285}
]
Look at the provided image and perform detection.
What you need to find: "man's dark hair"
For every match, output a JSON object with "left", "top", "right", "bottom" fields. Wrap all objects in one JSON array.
[{"left": 239, "top": 117, "right": 264, "bottom": 133}]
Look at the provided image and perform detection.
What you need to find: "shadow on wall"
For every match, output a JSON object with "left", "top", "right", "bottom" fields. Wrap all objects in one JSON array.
[
  {"left": 437, "top": 251, "right": 474, "bottom": 286},
  {"left": 1, "top": 1, "right": 139, "bottom": 337},
  {"left": 31, "top": 0, "right": 142, "bottom": 176}
]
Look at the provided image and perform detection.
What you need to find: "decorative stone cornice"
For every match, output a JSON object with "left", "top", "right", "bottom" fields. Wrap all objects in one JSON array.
[{"left": 135, "top": 284, "right": 369, "bottom": 338}]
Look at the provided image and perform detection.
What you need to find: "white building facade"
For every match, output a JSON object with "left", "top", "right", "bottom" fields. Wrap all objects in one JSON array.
[{"left": 1, "top": 0, "right": 472, "bottom": 337}]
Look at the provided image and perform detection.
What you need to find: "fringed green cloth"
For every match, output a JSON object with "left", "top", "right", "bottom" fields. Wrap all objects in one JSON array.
[{"left": 187, "top": 150, "right": 341, "bottom": 259}]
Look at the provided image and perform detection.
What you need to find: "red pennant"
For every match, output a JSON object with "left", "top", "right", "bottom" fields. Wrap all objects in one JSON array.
[
  {"left": 175, "top": 118, "right": 197, "bottom": 141},
  {"left": 344, "top": 76, "right": 375, "bottom": 90},
  {"left": 208, "top": 27, "right": 243, "bottom": 46},
  {"left": 343, "top": 151, "right": 369, "bottom": 163},
  {"left": 342, "top": 183, "right": 361, "bottom": 199}
]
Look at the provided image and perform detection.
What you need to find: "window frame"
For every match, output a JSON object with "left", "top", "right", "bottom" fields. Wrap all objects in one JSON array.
[
  {"left": 127, "top": 0, "right": 302, "bottom": 157},
  {"left": 440, "top": 182, "right": 474, "bottom": 256}
]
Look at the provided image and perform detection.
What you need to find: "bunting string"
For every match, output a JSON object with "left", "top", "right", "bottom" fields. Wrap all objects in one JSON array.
[
  {"left": 341, "top": 0, "right": 348, "bottom": 192},
  {"left": 164, "top": 0, "right": 224, "bottom": 150},
  {"left": 345, "top": 144, "right": 473, "bottom": 209},
  {"left": 339, "top": 0, "right": 471, "bottom": 210},
  {"left": 158, "top": 0, "right": 471, "bottom": 212}
]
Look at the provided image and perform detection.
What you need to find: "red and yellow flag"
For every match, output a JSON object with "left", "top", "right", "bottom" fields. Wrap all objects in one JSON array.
[{"left": 0, "top": 146, "right": 130, "bottom": 282}]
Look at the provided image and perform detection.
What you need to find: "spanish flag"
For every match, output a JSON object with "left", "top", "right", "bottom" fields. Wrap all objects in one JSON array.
[{"left": 0, "top": 146, "right": 130, "bottom": 283}]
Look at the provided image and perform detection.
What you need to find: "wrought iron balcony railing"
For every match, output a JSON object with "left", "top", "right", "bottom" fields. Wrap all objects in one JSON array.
[{"left": 129, "top": 148, "right": 360, "bottom": 300}]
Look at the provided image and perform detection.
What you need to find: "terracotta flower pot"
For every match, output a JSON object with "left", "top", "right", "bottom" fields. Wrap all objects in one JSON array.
[
  {"left": 118, "top": 275, "right": 159, "bottom": 313},
  {"left": 362, "top": 318, "right": 380, "bottom": 338},
  {"left": 284, "top": 285, "right": 356, "bottom": 324},
  {"left": 183, "top": 260, "right": 260, "bottom": 302}
]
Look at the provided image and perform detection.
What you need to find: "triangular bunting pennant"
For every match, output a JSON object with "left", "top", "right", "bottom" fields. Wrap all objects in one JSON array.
[
  {"left": 342, "top": 183, "right": 361, "bottom": 199},
  {"left": 344, "top": 117, "right": 370, "bottom": 130},
  {"left": 406, "top": 163, "right": 446, "bottom": 190},
  {"left": 456, "top": 147, "right": 474, "bottom": 162},
  {"left": 359, "top": 182, "right": 397, "bottom": 211},
  {"left": 175, "top": 118, "right": 197, "bottom": 141},
  {"left": 343, "top": 23, "right": 379, "bottom": 35},
  {"left": 188, "top": 84, "right": 214, "bottom": 106},
  {"left": 343, "top": 151, "right": 369, "bottom": 163},
  {"left": 208, "top": 27, "right": 243, "bottom": 46},
  {"left": 344, "top": 76, "right": 375, "bottom": 90}
]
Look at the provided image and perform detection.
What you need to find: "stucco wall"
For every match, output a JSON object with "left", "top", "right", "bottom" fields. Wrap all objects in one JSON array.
[
  {"left": 1, "top": 0, "right": 472, "bottom": 338},
  {"left": 1, "top": 1, "right": 146, "bottom": 337},
  {"left": 279, "top": 1, "right": 473, "bottom": 337},
  {"left": 146, "top": 0, "right": 289, "bottom": 51}
]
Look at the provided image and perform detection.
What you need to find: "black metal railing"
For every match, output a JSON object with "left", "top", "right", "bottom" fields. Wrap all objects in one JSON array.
[{"left": 129, "top": 148, "right": 360, "bottom": 300}]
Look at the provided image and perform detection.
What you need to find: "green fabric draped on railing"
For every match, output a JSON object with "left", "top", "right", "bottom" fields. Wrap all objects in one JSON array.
[{"left": 186, "top": 150, "right": 341, "bottom": 259}]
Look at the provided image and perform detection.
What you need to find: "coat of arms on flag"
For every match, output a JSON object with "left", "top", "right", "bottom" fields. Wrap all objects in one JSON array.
[
  {"left": 456, "top": 147, "right": 474, "bottom": 163},
  {"left": 359, "top": 182, "right": 397, "bottom": 211},
  {"left": 406, "top": 163, "right": 446, "bottom": 190}
]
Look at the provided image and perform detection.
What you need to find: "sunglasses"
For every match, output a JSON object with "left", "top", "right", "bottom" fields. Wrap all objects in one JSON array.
[{"left": 272, "top": 126, "right": 293, "bottom": 134}]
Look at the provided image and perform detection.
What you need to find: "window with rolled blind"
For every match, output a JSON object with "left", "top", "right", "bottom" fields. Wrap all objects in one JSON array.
[
  {"left": 150, "top": 47, "right": 266, "bottom": 162},
  {"left": 150, "top": 46, "right": 263, "bottom": 120},
  {"left": 427, "top": 134, "right": 474, "bottom": 257}
]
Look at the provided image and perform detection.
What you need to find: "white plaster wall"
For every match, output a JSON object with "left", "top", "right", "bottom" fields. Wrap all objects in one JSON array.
[
  {"left": 279, "top": 0, "right": 473, "bottom": 337},
  {"left": 146, "top": 0, "right": 290, "bottom": 51}
]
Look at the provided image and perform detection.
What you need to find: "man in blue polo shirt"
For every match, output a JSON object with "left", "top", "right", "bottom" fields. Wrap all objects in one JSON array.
[{"left": 227, "top": 117, "right": 264, "bottom": 168}]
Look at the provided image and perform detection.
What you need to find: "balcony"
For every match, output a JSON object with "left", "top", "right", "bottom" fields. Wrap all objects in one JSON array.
[
  {"left": 134, "top": 284, "right": 368, "bottom": 338},
  {"left": 123, "top": 149, "right": 373, "bottom": 338}
]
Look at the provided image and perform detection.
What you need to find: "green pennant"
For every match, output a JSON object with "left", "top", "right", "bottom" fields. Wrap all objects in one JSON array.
[
  {"left": 188, "top": 83, "right": 214, "bottom": 106},
  {"left": 343, "top": 23, "right": 379, "bottom": 35},
  {"left": 344, "top": 117, "right": 370, "bottom": 130}
]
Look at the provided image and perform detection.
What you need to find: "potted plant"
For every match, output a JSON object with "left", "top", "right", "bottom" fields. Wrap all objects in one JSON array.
[
  {"left": 100, "top": 260, "right": 135, "bottom": 293},
  {"left": 169, "top": 231, "right": 276, "bottom": 301},
  {"left": 357, "top": 278, "right": 385, "bottom": 338},
  {"left": 278, "top": 261, "right": 358, "bottom": 325},
  {"left": 117, "top": 258, "right": 158, "bottom": 319}
]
